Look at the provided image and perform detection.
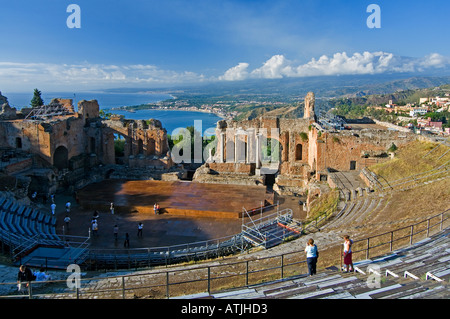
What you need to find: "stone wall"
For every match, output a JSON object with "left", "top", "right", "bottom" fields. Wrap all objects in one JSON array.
[{"left": 311, "top": 128, "right": 416, "bottom": 173}]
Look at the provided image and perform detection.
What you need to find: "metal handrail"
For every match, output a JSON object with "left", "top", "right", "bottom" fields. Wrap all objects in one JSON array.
[
  {"left": 339, "top": 209, "right": 450, "bottom": 270},
  {"left": 0, "top": 209, "right": 448, "bottom": 299}
]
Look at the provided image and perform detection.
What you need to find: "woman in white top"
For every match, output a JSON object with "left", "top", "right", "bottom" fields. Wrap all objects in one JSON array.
[{"left": 304, "top": 238, "right": 319, "bottom": 276}]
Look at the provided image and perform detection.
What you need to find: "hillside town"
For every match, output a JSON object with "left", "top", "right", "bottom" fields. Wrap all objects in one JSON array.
[{"left": 379, "top": 95, "right": 450, "bottom": 136}]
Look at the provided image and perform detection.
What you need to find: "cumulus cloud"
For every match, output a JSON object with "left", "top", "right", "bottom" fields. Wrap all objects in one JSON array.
[
  {"left": 218, "top": 62, "right": 249, "bottom": 81},
  {"left": 250, "top": 55, "right": 293, "bottom": 79},
  {"left": 418, "top": 53, "right": 450, "bottom": 69},
  {"left": 219, "top": 51, "right": 450, "bottom": 81}
]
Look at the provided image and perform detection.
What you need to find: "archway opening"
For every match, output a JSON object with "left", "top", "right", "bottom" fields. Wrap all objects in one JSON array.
[{"left": 53, "top": 146, "right": 69, "bottom": 170}]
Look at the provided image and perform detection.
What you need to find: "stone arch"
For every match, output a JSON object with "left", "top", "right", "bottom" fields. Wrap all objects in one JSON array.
[{"left": 53, "top": 145, "right": 69, "bottom": 170}]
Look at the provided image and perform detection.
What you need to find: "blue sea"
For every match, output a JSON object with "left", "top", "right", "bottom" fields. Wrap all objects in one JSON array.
[{"left": 3, "top": 91, "right": 221, "bottom": 135}]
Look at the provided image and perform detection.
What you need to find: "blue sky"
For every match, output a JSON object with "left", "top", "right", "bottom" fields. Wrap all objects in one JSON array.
[{"left": 0, "top": 0, "right": 449, "bottom": 92}]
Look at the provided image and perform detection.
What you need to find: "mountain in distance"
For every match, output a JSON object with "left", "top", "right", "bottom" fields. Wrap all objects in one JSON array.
[
  {"left": 104, "top": 73, "right": 450, "bottom": 100},
  {"left": 102, "top": 72, "right": 450, "bottom": 120}
]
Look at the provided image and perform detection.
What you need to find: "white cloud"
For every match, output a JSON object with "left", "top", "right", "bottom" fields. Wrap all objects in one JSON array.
[
  {"left": 218, "top": 62, "right": 249, "bottom": 81},
  {"left": 250, "top": 55, "right": 293, "bottom": 79},
  {"left": 1, "top": 52, "right": 449, "bottom": 91},
  {"left": 219, "top": 51, "right": 450, "bottom": 81},
  {"left": 419, "top": 53, "right": 450, "bottom": 69},
  {"left": 0, "top": 62, "right": 206, "bottom": 91}
]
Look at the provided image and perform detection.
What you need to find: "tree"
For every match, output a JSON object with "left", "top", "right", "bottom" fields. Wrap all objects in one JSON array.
[{"left": 30, "top": 88, "right": 44, "bottom": 107}]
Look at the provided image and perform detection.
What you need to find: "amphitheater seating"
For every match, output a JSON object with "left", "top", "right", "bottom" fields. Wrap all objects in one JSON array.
[
  {"left": 0, "top": 195, "right": 62, "bottom": 248},
  {"left": 88, "top": 235, "right": 247, "bottom": 269},
  {"left": 172, "top": 227, "right": 450, "bottom": 299}
]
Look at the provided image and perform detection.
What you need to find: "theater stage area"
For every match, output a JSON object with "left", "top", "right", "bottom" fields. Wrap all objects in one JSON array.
[{"left": 77, "top": 180, "right": 269, "bottom": 219}]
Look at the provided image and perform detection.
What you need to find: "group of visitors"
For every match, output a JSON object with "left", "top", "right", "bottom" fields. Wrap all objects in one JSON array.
[
  {"left": 17, "top": 265, "right": 51, "bottom": 292},
  {"left": 304, "top": 235, "right": 354, "bottom": 277},
  {"left": 90, "top": 205, "right": 145, "bottom": 248},
  {"left": 49, "top": 198, "right": 70, "bottom": 216},
  {"left": 30, "top": 191, "right": 54, "bottom": 204}
]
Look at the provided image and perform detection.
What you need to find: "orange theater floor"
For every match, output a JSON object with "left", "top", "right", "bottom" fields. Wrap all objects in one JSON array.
[{"left": 77, "top": 180, "right": 268, "bottom": 218}]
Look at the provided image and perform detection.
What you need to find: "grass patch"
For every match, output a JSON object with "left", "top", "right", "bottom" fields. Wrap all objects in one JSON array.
[
  {"left": 370, "top": 140, "right": 450, "bottom": 183},
  {"left": 307, "top": 189, "right": 340, "bottom": 222}
]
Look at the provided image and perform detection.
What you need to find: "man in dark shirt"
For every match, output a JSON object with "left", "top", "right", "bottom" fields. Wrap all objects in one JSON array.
[{"left": 17, "top": 265, "right": 34, "bottom": 292}]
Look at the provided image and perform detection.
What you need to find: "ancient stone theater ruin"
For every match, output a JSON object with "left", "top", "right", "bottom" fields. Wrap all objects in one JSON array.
[{"left": 0, "top": 92, "right": 416, "bottom": 213}]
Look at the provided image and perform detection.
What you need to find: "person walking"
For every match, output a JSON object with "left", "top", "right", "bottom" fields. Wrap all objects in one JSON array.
[
  {"left": 92, "top": 220, "right": 99, "bottom": 237},
  {"left": 343, "top": 235, "right": 354, "bottom": 272},
  {"left": 137, "top": 222, "right": 143, "bottom": 238},
  {"left": 64, "top": 215, "right": 71, "bottom": 231},
  {"left": 304, "top": 238, "right": 319, "bottom": 276},
  {"left": 65, "top": 201, "right": 71, "bottom": 213},
  {"left": 113, "top": 224, "right": 119, "bottom": 241},
  {"left": 110, "top": 203, "right": 115, "bottom": 215},
  {"left": 50, "top": 202, "right": 56, "bottom": 215},
  {"left": 124, "top": 232, "right": 130, "bottom": 248}
]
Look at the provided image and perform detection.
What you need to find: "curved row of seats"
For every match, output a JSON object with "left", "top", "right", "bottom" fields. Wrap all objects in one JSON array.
[
  {"left": 173, "top": 227, "right": 450, "bottom": 299},
  {"left": 0, "top": 196, "right": 61, "bottom": 247},
  {"left": 88, "top": 234, "right": 247, "bottom": 269}
]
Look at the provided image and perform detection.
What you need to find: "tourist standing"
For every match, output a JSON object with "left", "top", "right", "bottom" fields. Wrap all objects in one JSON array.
[
  {"left": 137, "top": 222, "right": 143, "bottom": 238},
  {"left": 17, "top": 265, "right": 34, "bottom": 292},
  {"left": 343, "top": 235, "right": 354, "bottom": 272},
  {"left": 64, "top": 215, "right": 71, "bottom": 231},
  {"left": 65, "top": 201, "right": 71, "bottom": 213},
  {"left": 50, "top": 202, "right": 56, "bottom": 215},
  {"left": 113, "top": 225, "right": 119, "bottom": 241},
  {"left": 124, "top": 233, "right": 130, "bottom": 248},
  {"left": 92, "top": 220, "right": 99, "bottom": 237},
  {"left": 304, "top": 238, "right": 319, "bottom": 276}
]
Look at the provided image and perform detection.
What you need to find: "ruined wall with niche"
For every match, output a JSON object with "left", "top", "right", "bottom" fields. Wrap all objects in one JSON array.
[
  {"left": 103, "top": 118, "right": 171, "bottom": 168},
  {"left": 201, "top": 91, "right": 420, "bottom": 195},
  {"left": 308, "top": 127, "right": 417, "bottom": 175},
  {"left": 0, "top": 100, "right": 101, "bottom": 169}
]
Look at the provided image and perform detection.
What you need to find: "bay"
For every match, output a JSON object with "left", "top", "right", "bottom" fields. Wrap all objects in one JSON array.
[
  {"left": 111, "top": 109, "right": 221, "bottom": 136},
  {"left": 3, "top": 91, "right": 221, "bottom": 135},
  {"left": 3, "top": 91, "right": 173, "bottom": 110}
]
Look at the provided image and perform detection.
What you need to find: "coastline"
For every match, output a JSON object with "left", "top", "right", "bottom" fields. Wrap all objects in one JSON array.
[{"left": 110, "top": 106, "right": 231, "bottom": 120}]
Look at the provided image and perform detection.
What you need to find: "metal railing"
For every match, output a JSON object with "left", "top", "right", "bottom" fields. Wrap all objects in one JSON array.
[
  {"left": 0, "top": 209, "right": 448, "bottom": 299},
  {"left": 339, "top": 209, "right": 450, "bottom": 270}
]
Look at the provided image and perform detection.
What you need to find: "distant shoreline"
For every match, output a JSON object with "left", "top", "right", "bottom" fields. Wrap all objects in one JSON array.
[{"left": 109, "top": 105, "right": 230, "bottom": 120}]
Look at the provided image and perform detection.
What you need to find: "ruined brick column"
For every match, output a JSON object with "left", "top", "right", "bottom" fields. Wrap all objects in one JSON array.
[{"left": 304, "top": 92, "right": 315, "bottom": 119}]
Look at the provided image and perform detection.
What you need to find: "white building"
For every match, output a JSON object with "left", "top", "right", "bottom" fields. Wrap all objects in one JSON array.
[{"left": 409, "top": 108, "right": 428, "bottom": 117}]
